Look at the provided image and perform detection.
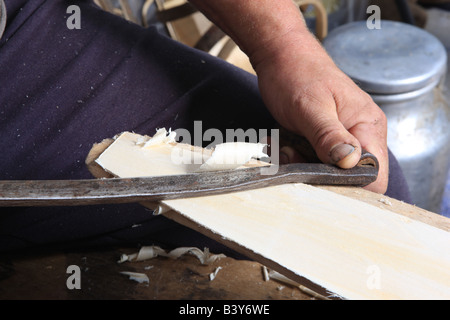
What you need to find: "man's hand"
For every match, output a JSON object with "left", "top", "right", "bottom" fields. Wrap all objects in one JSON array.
[
  {"left": 250, "top": 31, "right": 388, "bottom": 194},
  {"left": 189, "top": 0, "right": 389, "bottom": 193}
]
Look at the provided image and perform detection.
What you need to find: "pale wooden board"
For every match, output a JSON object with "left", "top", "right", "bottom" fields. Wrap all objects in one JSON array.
[{"left": 90, "top": 131, "right": 450, "bottom": 300}]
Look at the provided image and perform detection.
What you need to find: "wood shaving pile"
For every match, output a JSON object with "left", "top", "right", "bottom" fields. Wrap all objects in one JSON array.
[{"left": 118, "top": 245, "right": 226, "bottom": 265}]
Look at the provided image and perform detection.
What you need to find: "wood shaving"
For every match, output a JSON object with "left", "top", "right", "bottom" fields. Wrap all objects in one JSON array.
[
  {"left": 118, "top": 246, "right": 226, "bottom": 265},
  {"left": 197, "top": 142, "right": 267, "bottom": 172},
  {"left": 263, "top": 267, "right": 330, "bottom": 300},
  {"left": 378, "top": 198, "right": 393, "bottom": 206},
  {"left": 151, "top": 203, "right": 171, "bottom": 215},
  {"left": 136, "top": 128, "right": 176, "bottom": 148},
  {"left": 262, "top": 265, "right": 270, "bottom": 281},
  {"left": 120, "top": 271, "right": 149, "bottom": 284},
  {"left": 209, "top": 267, "right": 223, "bottom": 281}
]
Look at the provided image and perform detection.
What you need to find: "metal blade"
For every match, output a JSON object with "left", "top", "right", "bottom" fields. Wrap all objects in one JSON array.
[{"left": 0, "top": 153, "right": 378, "bottom": 207}]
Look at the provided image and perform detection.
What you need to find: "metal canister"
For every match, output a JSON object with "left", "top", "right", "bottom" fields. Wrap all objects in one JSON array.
[{"left": 323, "top": 20, "right": 449, "bottom": 213}]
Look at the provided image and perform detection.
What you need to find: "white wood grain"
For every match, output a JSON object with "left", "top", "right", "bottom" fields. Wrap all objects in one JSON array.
[{"left": 94, "top": 131, "right": 450, "bottom": 299}]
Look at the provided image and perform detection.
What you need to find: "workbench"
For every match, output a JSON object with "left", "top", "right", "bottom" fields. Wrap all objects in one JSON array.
[
  {"left": 1, "top": 185, "right": 448, "bottom": 300},
  {"left": 0, "top": 246, "right": 313, "bottom": 300}
]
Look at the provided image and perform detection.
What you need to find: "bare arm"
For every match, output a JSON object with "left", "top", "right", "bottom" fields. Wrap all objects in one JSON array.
[{"left": 189, "top": 0, "right": 388, "bottom": 194}]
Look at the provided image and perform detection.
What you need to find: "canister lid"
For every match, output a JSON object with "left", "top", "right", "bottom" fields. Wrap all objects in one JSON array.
[{"left": 323, "top": 21, "right": 447, "bottom": 95}]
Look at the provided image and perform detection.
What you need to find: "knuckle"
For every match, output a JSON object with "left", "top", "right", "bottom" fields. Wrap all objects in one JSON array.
[
  {"left": 311, "top": 123, "right": 343, "bottom": 150},
  {"left": 361, "top": 98, "right": 387, "bottom": 130}
]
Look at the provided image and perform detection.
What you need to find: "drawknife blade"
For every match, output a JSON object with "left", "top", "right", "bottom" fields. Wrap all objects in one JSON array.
[{"left": 0, "top": 151, "right": 378, "bottom": 207}]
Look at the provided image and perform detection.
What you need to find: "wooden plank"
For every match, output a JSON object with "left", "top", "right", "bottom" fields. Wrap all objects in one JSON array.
[{"left": 88, "top": 131, "right": 450, "bottom": 299}]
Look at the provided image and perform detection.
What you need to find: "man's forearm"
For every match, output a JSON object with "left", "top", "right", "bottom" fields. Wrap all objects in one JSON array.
[
  {"left": 188, "top": 0, "right": 312, "bottom": 59},
  {"left": 189, "top": 1, "right": 389, "bottom": 194}
]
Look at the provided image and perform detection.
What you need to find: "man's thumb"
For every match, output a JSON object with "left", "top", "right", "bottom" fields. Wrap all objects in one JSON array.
[
  {"left": 305, "top": 120, "right": 361, "bottom": 169},
  {"left": 329, "top": 143, "right": 360, "bottom": 168}
]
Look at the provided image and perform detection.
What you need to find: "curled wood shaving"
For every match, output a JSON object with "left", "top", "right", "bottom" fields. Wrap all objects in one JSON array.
[
  {"left": 118, "top": 246, "right": 226, "bottom": 265},
  {"left": 262, "top": 265, "right": 270, "bottom": 282},
  {"left": 134, "top": 128, "right": 268, "bottom": 174},
  {"left": 262, "top": 266, "right": 330, "bottom": 300},
  {"left": 136, "top": 128, "right": 176, "bottom": 148},
  {"left": 197, "top": 142, "right": 268, "bottom": 172},
  {"left": 209, "top": 267, "right": 223, "bottom": 281},
  {"left": 151, "top": 203, "right": 171, "bottom": 215}
]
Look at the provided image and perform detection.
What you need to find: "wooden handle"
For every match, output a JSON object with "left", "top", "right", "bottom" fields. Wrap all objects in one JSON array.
[{"left": 294, "top": 0, "right": 328, "bottom": 41}]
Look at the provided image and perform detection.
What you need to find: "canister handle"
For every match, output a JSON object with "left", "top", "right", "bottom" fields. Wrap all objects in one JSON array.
[{"left": 294, "top": 0, "right": 328, "bottom": 41}]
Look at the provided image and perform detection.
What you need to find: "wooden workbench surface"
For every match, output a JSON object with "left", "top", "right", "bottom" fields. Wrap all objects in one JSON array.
[
  {"left": 1, "top": 183, "right": 448, "bottom": 300},
  {"left": 0, "top": 246, "right": 313, "bottom": 300}
]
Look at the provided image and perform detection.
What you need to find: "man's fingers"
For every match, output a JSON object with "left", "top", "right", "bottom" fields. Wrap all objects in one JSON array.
[
  {"left": 348, "top": 120, "right": 389, "bottom": 194},
  {"left": 294, "top": 104, "right": 388, "bottom": 193},
  {"left": 312, "top": 122, "right": 388, "bottom": 194},
  {"left": 279, "top": 146, "right": 307, "bottom": 164}
]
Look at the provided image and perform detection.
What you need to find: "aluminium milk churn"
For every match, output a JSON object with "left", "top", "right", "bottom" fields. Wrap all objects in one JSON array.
[{"left": 323, "top": 20, "right": 449, "bottom": 213}]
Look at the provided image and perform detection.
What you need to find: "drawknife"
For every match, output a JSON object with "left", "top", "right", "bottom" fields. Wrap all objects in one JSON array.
[{"left": 0, "top": 150, "right": 378, "bottom": 207}]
